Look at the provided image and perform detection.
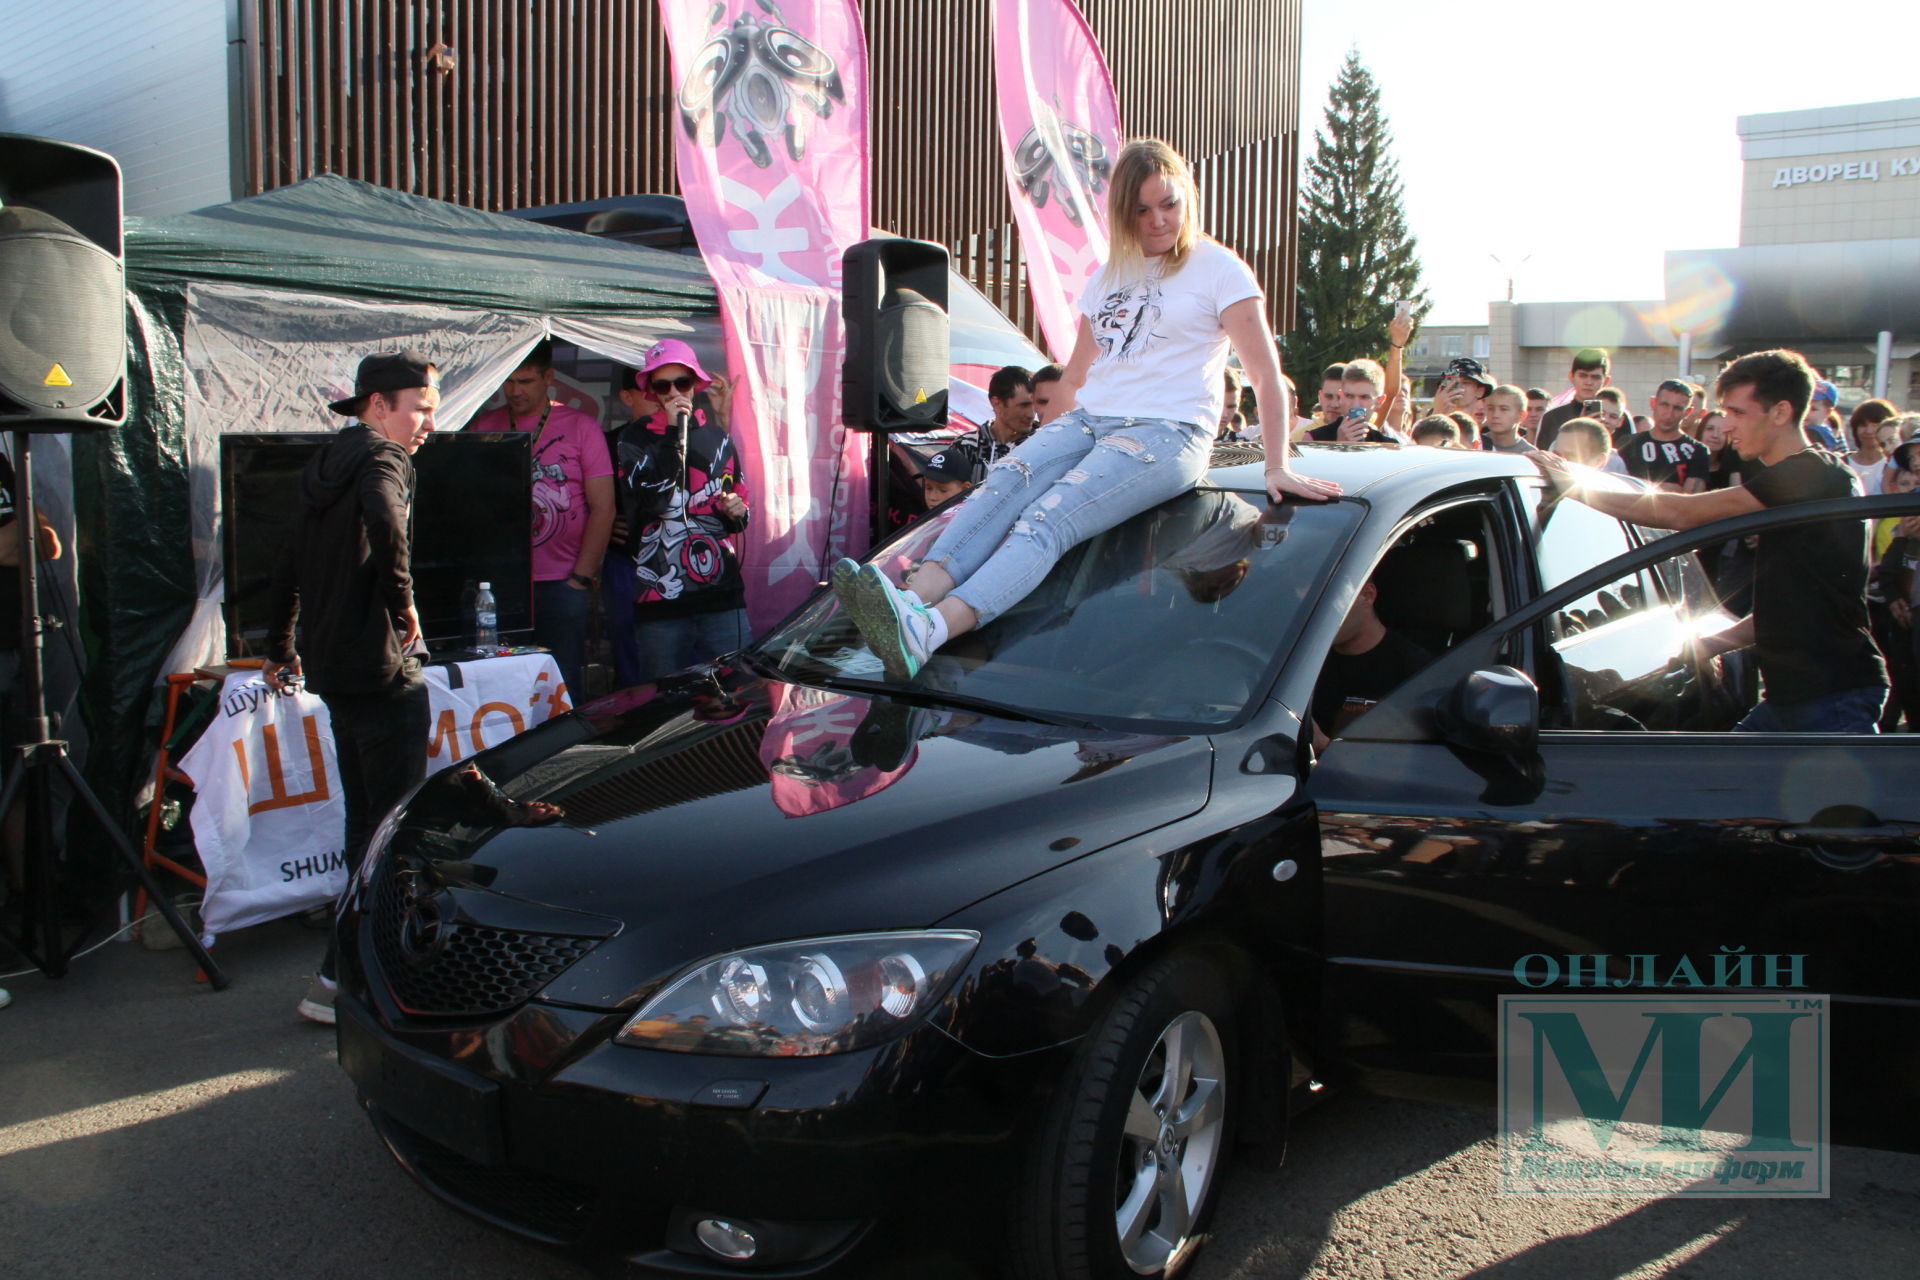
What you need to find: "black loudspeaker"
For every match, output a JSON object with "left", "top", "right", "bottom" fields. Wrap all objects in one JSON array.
[
  {"left": 841, "top": 237, "right": 949, "bottom": 433},
  {"left": 0, "top": 134, "right": 128, "bottom": 431}
]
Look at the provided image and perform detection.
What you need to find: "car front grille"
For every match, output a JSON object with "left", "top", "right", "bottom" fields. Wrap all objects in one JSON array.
[
  {"left": 369, "top": 868, "right": 601, "bottom": 1017},
  {"left": 382, "top": 1116, "right": 602, "bottom": 1244}
]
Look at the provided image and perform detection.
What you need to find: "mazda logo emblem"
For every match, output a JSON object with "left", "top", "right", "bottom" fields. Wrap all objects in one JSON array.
[{"left": 398, "top": 883, "right": 457, "bottom": 966}]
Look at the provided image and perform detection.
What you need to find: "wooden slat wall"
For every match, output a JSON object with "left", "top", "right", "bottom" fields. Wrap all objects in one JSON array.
[{"left": 241, "top": 0, "right": 1301, "bottom": 333}]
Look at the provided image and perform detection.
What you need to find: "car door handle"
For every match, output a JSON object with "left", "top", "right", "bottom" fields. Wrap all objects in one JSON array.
[
  {"left": 1777, "top": 823, "right": 1920, "bottom": 845},
  {"left": 1776, "top": 823, "right": 1919, "bottom": 871}
]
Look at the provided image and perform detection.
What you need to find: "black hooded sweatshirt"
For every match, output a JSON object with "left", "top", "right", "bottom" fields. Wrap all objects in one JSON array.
[{"left": 268, "top": 425, "right": 421, "bottom": 694}]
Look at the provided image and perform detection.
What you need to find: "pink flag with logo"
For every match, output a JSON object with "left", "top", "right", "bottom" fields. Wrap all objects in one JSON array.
[
  {"left": 991, "top": 0, "right": 1126, "bottom": 362},
  {"left": 658, "top": 0, "right": 870, "bottom": 629}
]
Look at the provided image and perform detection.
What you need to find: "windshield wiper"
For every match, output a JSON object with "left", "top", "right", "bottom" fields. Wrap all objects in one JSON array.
[
  {"left": 734, "top": 647, "right": 790, "bottom": 681},
  {"left": 810, "top": 676, "right": 1108, "bottom": 733}
]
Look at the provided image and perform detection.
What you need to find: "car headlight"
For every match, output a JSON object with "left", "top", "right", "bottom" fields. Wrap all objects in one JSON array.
[
  {"left": 615, "top": 931, "right": 979, "bottom": 1056},
  {"left": 357, "top": 805, "right": 408, "bottom": 887}
]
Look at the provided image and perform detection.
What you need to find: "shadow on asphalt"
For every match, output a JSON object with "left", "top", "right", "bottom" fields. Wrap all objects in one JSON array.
[
  {"left": 0, "top": 916, "right": 587, "bottom": 1280},
  {"left": 7, "top": 921, "right": 1916, "bottom": 1280}
]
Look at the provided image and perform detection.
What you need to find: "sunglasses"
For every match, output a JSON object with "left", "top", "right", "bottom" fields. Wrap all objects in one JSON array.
[{"left": 649, "top": 375, "right": 698, "bottom": 395}]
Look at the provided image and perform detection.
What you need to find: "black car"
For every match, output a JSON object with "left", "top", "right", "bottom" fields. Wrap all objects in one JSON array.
[{"left": 335, "top": 445, "right": 1920, "bottom": 1278}]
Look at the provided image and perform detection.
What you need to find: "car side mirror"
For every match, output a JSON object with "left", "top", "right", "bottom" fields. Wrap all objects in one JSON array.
[{"left": 1435, "top": 666, "right": 1539, "bottom": 757}]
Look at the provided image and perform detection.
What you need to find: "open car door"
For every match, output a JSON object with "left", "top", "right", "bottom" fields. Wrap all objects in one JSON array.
[{"left": 1307, "top": 491, "right": 1920, "bottom": 1153}]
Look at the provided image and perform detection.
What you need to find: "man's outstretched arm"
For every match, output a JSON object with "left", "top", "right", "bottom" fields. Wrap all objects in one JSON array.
[{"left": 1530, "top": 448, "right": 1763, "bottom": 530}]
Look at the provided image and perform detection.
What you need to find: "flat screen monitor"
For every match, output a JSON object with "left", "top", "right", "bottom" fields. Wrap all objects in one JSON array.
[{"left": 221, "top": 431, "right": 534, "bottom": 658}]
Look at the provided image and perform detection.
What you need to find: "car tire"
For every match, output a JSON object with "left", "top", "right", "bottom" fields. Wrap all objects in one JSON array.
[{"left": 1010, "top": 952, "right": 1236, "bottom": 1280}]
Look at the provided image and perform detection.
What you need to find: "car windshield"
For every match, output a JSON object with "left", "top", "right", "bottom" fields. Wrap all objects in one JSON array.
[{"left": 751, "top": 488, "right": 1364, "bottom": 729}]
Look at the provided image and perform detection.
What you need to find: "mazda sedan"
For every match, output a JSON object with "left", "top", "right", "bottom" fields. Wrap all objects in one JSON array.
[{"left": 335, "top": 445, "right": 1920, "bottom": 1278}]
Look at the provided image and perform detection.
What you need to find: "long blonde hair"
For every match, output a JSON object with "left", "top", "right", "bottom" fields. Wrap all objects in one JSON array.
[{"left": 1104, "top": 138, "right": 1201, "bottom": 281}]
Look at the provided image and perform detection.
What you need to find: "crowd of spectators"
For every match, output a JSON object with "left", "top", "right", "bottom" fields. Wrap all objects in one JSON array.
[
  {"left": 441, "top": 330, "right": 1920, "bottom": 737},
  {"left": 887, "top": 328, "right": 1918, "bottom": 735}
]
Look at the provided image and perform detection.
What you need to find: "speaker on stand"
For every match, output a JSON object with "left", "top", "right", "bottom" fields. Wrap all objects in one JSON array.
[
  {"left": 841, "top": 237, "right": 951, "bottom": 546},
  {"left": 0, "top": 133, "right": 227, "bottom": 987}
]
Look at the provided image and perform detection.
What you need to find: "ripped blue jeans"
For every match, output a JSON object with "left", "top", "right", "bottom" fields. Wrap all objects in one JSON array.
[{"left": 925, "top": 409, "right": 1213, "bottom": 624}]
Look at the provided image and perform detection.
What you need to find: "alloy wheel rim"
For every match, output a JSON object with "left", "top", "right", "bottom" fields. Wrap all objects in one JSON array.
[{"left": 1113, "top": 1009, "right": 1226, "bottom": 1274}]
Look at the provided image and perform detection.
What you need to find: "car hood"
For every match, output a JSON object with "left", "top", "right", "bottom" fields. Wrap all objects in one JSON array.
[{"left": 381, "top": 668, "right": 1213, "bottom": 1009}]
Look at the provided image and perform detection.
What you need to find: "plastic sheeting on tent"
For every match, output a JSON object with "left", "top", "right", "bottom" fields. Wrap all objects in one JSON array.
[
  {"left": 77, "top": 177, "right": 1046, "bottom": 828},
  {"left": 79, "top": 176, "right": 723, "bottom": 816}
]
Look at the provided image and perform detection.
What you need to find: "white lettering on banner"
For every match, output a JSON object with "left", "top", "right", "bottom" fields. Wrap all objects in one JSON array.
[
  {"left": 1775, "top": 156, "right": 1911, "bottom": 186},
  {"left": 718, "top": 174, "right": 816, "bottom": 286},
  {"left": 180, "top": 655, "right": 570, "bottom": 937}
]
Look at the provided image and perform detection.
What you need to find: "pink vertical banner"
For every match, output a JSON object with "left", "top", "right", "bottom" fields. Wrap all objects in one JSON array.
[
  {"left": 659, "top": 0, "right": 871, "bottom": 629},
  {"left": 992, "top": 0, "right": 1125, "bottom": 362}
]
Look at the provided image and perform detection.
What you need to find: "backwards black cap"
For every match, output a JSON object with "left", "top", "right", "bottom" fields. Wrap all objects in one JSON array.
[{"left": 329, "top": 349, "right": 439, "bottom": 416}]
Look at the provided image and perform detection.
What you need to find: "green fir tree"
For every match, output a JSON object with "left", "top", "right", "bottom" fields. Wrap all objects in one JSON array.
[{"left": 1282, "top": 50, "right": 1427, "bottom": 381}]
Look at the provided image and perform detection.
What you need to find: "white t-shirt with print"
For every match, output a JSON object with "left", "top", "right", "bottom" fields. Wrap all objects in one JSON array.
[
  {"left": 1847, "top": 456, "right": 1885, "bottom": 496},
  {"left": 1076, "top": 239, "right": 1263, "bottom": 430}
]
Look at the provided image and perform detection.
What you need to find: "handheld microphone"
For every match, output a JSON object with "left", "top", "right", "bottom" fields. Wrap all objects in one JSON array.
[{"left": 675, "top": 410, "right": 691, "bottom": 495}]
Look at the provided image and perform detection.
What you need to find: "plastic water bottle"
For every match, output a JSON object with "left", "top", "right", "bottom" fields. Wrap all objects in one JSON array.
[{"left": 473, "top": 581, "right": 497, "bottom": 652}]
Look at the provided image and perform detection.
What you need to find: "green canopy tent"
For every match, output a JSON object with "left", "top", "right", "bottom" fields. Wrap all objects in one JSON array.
[{"left": 76, "top": 176, "right": 721, "bottom": 840}]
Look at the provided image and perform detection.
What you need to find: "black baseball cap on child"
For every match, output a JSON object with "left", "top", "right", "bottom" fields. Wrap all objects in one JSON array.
[{"left": 918, "top": 442, "right": 979, "bottom": 485}]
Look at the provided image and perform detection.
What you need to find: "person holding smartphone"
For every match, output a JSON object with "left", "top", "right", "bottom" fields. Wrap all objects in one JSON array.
[
  {"left": 1535, "top": 347, "right": 1613, "bottom": 452},
  {"left": 1304, "top": 305, "right": 1414, "bottom": 444}
]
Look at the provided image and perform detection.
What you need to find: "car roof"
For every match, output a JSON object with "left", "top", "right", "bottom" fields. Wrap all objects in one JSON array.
[{"left": 1207, "top": 441, "right": 1540, "bottom": 510}]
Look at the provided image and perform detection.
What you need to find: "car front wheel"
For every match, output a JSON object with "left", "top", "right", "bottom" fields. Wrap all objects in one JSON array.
[{"left": 1012, "top": 952, "right": 1235, "bottom": 1280}]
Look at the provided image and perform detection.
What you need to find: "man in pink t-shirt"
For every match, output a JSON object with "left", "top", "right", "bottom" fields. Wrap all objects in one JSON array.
[{"left": 466, "top": 339, "right": 614, "bottom": 692}]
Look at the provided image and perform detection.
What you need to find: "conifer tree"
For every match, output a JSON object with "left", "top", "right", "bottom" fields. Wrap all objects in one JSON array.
[{"left": 1282, "top": 51, "right": 1427, "bottom": 381}]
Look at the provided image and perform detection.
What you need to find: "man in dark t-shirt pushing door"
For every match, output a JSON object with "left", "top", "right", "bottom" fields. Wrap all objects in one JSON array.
[{"left": 1529, "top": 348, "right": 1886, "bottom": 733}]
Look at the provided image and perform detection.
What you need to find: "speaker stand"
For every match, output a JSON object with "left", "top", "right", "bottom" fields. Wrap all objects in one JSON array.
[
  {"left": 0, "top": 432, "right": 228, "bottom": 988},
  {"left": 870, "top": 432, "right": 892, "bottom": 548}
]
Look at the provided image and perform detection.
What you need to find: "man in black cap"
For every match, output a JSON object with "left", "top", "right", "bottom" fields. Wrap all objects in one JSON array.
[
  {"left": 1432, "top": 356, "right": 1495, "bottom": 429},
  {"left": 268, "top": 350, "right": 439, "bottom": 1025}
]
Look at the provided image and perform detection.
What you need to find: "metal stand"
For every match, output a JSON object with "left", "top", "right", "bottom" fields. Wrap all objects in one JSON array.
[
  {"left": 871, "top": 432, "right": 891, "bottom": 546},
  {"left": 0, "top": 431, "right": 228, "bottom": 988}
]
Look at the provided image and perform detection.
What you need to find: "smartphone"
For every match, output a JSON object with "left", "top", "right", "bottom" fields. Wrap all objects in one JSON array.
[
  {"left": 1393, "top": 299, "right": 1412, "bottom": 321},
  {"left": 1345, "top": 406, "right": 1368, "bottom": 422},
  {"left": 1581, "top": 399, "right": 1603, "bottom": 417}
]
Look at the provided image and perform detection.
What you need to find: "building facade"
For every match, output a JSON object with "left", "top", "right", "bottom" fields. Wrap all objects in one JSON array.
[
  {"left": 1430, "top": 97, "right": 1919, "bottom": 414},
  {"left": 0, "top": 0, "right": 241, "bottom": 215},
  {"left": 1665, "top": 96, "right": 1918, "bottom": 406},
  {"left": 1, "top": 0, "right": 1305, "bottom": 342}
]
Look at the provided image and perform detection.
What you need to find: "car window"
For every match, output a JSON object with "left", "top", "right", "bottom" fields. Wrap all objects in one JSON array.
[
  {"left": 1536, "top": 487, "right": 1634, "bottom": 593},
  {"left": 1319, "top": 499, "right": 1503, "bottom": 743},
  {"left": 1544, "top": 555, "right": 1743, "bottom": 731},
  {"left": 1536, "top": 508, "right": 1894, "bottom": 734},
  {"left": 754, "top": 488, "right": 1366, "bottom": 729},
  {"left": 1527, "top": 483, "right": 1745, "bottom": 723}
]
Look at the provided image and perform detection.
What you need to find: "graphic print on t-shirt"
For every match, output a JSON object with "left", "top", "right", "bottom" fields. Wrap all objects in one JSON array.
[
  {"left": 1625, "top": 432, "right": 1706, "bottom": 486},
  {"left": 1090, "top": 277, "right": 1165, "bottom": 362},
  {"left": 530, "top": 456, "right": 572, "bottom": 548}
]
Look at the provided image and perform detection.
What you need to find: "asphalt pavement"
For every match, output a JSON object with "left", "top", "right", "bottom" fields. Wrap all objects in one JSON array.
[{"left": 3, "top": 919, "right": 1916, "bottom": 1280}]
